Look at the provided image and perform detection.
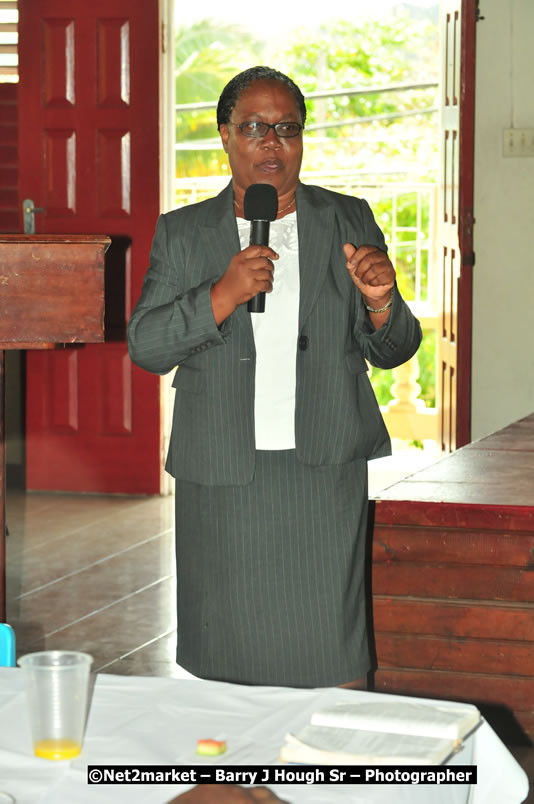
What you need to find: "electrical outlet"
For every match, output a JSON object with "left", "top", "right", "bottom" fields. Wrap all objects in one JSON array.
[{"left": 503, "top": 128, "right": 534, "bottom": 157}]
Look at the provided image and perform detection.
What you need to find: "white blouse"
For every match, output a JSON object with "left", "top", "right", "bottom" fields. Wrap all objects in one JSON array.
[{"left": 237, "top": 211, "right": 300, "bottom": 450}]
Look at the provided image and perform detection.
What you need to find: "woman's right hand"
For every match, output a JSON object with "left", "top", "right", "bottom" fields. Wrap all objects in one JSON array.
[{"left": 210, "top": 246, "right": 279, "bottom": 325}]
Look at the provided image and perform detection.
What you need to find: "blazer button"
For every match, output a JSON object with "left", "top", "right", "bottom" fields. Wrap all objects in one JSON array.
[{"left": 298, "top": 335, "right": 309, "bottom": 351}]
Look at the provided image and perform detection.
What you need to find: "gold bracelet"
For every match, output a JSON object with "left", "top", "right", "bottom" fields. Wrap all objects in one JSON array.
[{"left": 364, "top": 290, "right": 394, "bottom": 313}]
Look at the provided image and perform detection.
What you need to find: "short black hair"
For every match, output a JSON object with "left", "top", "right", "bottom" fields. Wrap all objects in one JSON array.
[{"left": 217, "top": 66, "right": 307, "bottom": 130}]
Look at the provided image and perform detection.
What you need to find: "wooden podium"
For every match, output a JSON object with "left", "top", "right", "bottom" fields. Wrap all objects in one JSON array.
[{"left": 0, "top": 234, "right": 110, "bottom": 621}]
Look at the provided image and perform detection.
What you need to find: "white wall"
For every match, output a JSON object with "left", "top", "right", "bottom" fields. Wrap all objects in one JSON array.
[{"left": 472, "top": 0, "right": 534, "bottom": 439}]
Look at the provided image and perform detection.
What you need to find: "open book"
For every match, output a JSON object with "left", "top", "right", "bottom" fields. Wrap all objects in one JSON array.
[{"left": 279, "top": 700, "right": 481, "bottom": 766}]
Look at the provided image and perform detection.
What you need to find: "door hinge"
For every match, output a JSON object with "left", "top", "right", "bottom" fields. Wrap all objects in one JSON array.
[
  {"left": 476, "top": 1, "right": 485, "bottom": 22},
  {"left": 461, "top": 207, "right": 475, "bottom": 242},
  {"left": 161, "top": 20, "right": 166, "bottom": 54}
]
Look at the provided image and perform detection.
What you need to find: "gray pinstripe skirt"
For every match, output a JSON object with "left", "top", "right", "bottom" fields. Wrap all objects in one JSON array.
[{"left": 174, "top": 449, "right": 371, "bottom": 687}]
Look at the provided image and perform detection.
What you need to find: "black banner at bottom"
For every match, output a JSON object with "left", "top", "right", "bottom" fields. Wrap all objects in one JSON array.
[{"left": 87, "top": 764, "right": 477, "bottom": 786}]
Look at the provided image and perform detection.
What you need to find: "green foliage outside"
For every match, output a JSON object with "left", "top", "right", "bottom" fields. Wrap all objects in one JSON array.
[
  {"left": 175, "top": 10, "right": 439, "bottom": 179},
  {"left": 371, "top": 190, "right": 431, "bottom": 301},
  {"left": 279, "top": 12, "right": 438, "bottom": 178},
  {"left": 174, "top": 7, "right": 439, "bottom": 419},
  {"left": 175, "top": 20, "right": 260, "bottom": 177}
]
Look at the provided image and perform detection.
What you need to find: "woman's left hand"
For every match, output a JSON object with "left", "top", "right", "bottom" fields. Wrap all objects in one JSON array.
[{"left": 344, "top": 243, "right": 395, "bottom": 307}]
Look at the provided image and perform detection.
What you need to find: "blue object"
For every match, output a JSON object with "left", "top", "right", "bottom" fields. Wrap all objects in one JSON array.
[{"left": 0, "top": 623, "right": 15, "bottom": 666}]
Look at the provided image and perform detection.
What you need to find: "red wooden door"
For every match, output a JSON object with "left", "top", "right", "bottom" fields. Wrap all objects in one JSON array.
[
  {"left": 437, "top": 0, "right": 477, "bottom": 452},
  {"left": 18, "top": 0, "right": 162, "bottom": 493}
]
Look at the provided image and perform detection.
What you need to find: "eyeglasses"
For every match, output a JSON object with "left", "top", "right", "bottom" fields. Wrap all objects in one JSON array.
[{"left": 229, "top": 121, "right": 303, "bottom": 139}]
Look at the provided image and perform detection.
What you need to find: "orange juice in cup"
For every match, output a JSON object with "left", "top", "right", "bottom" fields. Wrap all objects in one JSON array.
[
  {"left": 18, "top": 651, "right": 93, "bottom": 761},
  {"left": 34, "top": 738, "right": 82, "bottom": 760}
]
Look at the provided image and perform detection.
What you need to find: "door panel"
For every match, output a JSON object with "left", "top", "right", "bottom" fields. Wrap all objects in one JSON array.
[
  {"left": 437, "top": 0, "right": 476, "bottom": 451},
  {"left": 18, "top": 0, "right": 162, "bottom": 493}
]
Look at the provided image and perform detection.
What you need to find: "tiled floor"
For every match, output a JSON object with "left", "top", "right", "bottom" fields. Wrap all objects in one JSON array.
[
  {"left": 5, "top": 489, "right": 196, "bottom": 679},
  {"left": 5, "top": 488, "right": 533, "bottom": 800}
]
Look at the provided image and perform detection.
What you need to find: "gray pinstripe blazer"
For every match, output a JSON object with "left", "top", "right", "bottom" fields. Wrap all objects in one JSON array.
[{"left": 127, "top": 181, "right": 422, "bottom": 485}]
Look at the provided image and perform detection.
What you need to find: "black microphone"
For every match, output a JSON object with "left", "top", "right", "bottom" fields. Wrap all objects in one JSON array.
[{"left": 244, "top": 183, "right": 278, "bottom": 313}]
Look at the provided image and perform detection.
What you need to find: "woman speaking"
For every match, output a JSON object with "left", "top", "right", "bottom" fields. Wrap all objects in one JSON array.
[{"left": 127, "top": 66, "right": 422, "bottom": 690}]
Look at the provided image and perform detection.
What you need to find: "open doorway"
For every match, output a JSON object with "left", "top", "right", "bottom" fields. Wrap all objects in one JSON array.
[{"left": 167, "top": 0, "right": 442, "bottom": 490}]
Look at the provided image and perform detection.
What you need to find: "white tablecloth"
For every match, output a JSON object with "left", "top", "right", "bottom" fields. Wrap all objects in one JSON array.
[{"left": 0, "top": 669, "right": 528, "bottom": 804}]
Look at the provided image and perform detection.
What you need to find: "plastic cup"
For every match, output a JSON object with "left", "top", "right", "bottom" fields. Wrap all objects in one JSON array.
[{"left": 18, "top": 650, "right": 93, "bottom": 760}]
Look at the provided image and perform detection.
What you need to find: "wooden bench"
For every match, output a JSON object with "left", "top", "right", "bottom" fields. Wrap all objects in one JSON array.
[{"left": 371, "top": 413, "right": 534, "bottom": 741}]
